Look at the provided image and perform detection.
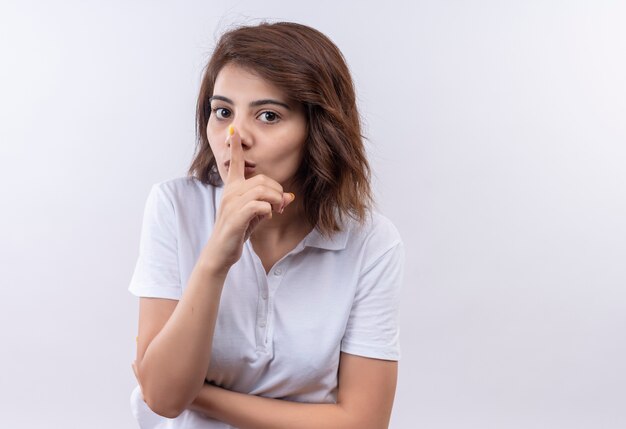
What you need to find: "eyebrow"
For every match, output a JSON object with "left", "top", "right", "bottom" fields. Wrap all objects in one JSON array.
[{"left": 208, "top": 95, "right": 292, "bottom": 110}]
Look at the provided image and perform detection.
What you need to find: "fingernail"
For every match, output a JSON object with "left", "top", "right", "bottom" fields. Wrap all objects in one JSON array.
[
  {"left": 228, "top": 125, "right": 235, "bottom": 136},
  {"left": 289, "top": 193, "right": 295, "bottom": 202}
]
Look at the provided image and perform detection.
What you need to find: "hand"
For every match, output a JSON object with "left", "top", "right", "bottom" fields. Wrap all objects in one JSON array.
[
  {"left": 202, "top": 126, "right": 295, "bottom": 271},
  {"left": 188, "top": 381, "right": 223, "bottom": 417}
]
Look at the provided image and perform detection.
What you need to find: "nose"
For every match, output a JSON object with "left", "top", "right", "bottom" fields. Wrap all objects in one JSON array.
[{"left": 228, "top": 119, "right": 253, "bottom": 150}]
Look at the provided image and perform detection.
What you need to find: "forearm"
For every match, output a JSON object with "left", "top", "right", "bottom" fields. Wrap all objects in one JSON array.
[
  {"left": 189, "top": 383, "right": 361, "bottom": 429},
  {"left": 138, "top": 247, "right": 228, "bottom": 417}
]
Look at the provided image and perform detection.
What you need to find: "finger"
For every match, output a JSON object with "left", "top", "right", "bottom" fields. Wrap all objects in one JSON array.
[
  {"left": 242, "top": 185, "right": 285, "bottom": 213},
  {"left": 235, "top": 200, "right": 273, "bottom": 237},
  {"left": 227, "top": 125, "right": 245, "bottom": 184},
  {"left": 241, "top": 200, "right": 272, "bottom": 219},
  {"left": 279, "top": 192, "right": 296, "bottom": 213},
  {"left": 244, "top": 174, "right": 283, "bottom": 194},
  {"left": 245, "top": 212, "right": 271, "bottom": 241}
]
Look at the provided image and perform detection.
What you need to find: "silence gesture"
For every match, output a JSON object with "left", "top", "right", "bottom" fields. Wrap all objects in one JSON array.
[{"left": 200, "top": 125, "right": 295, "bottom": 273}]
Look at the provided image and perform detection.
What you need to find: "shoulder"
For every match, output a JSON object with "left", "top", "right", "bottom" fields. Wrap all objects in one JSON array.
[
  {"left": 152, "top": 176, "right": 219, "bottom": 200},
  {"left": 342, "top": 211, "right": 404, "bottom": 268},
  {"left": 345, "top": 210, "right": 402, "bottom": 248},
  {"left": 149, "top": 176, "right": 222, "bottom": 209}
]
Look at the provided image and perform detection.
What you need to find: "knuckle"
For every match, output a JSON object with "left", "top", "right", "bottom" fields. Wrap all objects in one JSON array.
[{"left": 253, "top": 184, "right": 268, "bottom": 193}]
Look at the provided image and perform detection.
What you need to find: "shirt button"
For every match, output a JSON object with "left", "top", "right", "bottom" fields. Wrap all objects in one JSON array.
[
  {"left": 261, "top": 292, "right": 268, "bottom": 300},
  {"left": 259, "top": 320, "right": 266, "bottom": 327},
  {"left": 274, "top": 268, "right": 283, "bottom": 276}
]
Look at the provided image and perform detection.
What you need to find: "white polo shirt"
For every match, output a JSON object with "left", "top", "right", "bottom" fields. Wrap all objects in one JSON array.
[{"left": 128, "top": 176, "right": 404, "bottom": 428}]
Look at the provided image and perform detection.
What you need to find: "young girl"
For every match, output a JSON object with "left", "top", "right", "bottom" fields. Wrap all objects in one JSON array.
[{"left": 129, "top": 21, "right": 404, "bottom": 429}]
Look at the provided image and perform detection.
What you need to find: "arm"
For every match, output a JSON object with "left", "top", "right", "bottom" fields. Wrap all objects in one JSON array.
[
  {"left": 134, "top": 127, "right": 294, "bottom": 418},
  {"left": 188, "top": 352, "right": 398, "bottom": 429},
  {"left": 135, "top": 258, "right": 227, "bottom": 418}
]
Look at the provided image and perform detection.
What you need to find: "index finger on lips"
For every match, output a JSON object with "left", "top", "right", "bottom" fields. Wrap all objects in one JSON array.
[{"left": 227, "top": 125, "right": 245, "bottom": 184}]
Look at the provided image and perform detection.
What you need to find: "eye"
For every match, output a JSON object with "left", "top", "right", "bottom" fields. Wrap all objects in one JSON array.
[
  {"left": 258, "top": 111, "right": 280, "bottom": 124},
  {"left": 211, "top": 107, "right": 231, "bottom": 120}
]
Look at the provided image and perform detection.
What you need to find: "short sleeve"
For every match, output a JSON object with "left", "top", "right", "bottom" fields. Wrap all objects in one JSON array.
[
  {"left": 128, "top": 183, "right": 182, "bottom": 300},
  {"left": 340, "top": 241, "right": 405, "bottom": 361}
]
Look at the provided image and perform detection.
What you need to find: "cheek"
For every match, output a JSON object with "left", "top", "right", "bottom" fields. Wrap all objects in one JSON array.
[
  {"left": 265, "top": 142, "right": 302, "bottom": 166},
  {"left": 206, "top": 134, "right": 226, "bottom": 176},
  {"left": 285, "top": 138, "right": 307, "bottom": 164},
  {"left": 206, "top": 129, "right": 222, "bottom": 156},
  {"left": 206, "top": 119, "right": 223, "bottom": 147},
  {"left": 273, "top": 127, "right": 307, "bottom": 158}
]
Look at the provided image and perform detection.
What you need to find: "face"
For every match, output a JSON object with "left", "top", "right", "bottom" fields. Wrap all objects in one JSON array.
[{"left": 206, "top": 63, "right": 308, "bottom": 188}]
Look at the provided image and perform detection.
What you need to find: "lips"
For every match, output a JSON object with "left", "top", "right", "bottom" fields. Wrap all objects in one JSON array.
[
  {"left": 224, "top": 160, "right": 256, "bottom": 176},
  {"left": 224, "top": 160, "right": 256, "bottom": 168}
]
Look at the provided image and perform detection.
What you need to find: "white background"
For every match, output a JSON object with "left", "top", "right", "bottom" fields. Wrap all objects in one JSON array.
[{"left": 1, "top": 1, "right": 625, "bottom": 428}]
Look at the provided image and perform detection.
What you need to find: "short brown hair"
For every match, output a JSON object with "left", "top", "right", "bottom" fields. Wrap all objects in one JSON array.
[{"left": 188, "top": 21, "right": 373, "bottom": 236}]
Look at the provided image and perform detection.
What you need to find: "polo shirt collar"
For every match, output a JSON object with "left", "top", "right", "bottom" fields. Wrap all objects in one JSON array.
[{"left": 303, "top": 226, "right": 349, "bottom": 250}]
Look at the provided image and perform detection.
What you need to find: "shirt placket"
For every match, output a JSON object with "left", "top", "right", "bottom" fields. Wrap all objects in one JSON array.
[
  {"left": 248, "top": 241, "right": 306, "bottom": 354},
  {"left": 262, "top": 264, "right": 287, "bottom": 349}
]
